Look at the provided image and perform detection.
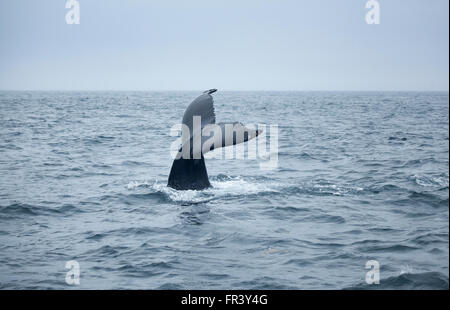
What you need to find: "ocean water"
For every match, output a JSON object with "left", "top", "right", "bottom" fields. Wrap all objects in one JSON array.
[{"left": 0, "top": 91, "right": 448, "bottom": 290}]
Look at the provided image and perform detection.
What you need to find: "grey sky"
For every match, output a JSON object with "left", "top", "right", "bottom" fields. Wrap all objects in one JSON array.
[{"left": 0, "top": 0, "right": 448, "bottom": 91}]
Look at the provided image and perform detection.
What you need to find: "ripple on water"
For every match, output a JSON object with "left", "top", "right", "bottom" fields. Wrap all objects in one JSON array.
[
  {"left": 0, "top": 202, "right": 82, "bottom": 219},
  {"left": 346, "top": 272, "right": 449, "bottom": 290}
]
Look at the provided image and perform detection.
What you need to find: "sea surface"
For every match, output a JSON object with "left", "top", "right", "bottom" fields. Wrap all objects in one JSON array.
[{"left": 0, "top": 91, "right": 448, "bottom": 290}]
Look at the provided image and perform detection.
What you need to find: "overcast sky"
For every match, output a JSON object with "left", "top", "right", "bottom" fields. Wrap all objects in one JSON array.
[{"left": 0, "top": 0, "right": 448, "bottom": 91}]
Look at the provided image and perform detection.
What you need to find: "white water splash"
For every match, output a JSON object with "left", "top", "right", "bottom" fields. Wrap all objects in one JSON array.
[
  {"left": 126, "top": 176, "right": 369, "bottom": 204},
  {"left": 312, "top": 184, "right": 364, "bottom": 196},
  {"left": 400, "top": 264, "right": 414, "bottom": 275},
  {"left": 126, "top": 180, "right": 152, "bottom": 190},
  {"left": 126, "top": 176, "right": 280, "bottom": 203}
]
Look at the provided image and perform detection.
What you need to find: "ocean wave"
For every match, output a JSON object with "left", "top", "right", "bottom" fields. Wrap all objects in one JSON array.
[
  {"left": 390, "top": 191, "right": 449, "bottom": 209},
  {"left": 410, "top": 174, "right": 449, "bottom": 188},
  {"left": 402, "top": 158, "right": 438, "bottom": 168},
  {"left": 0, "top": 202, "right": 81, "bottom": 219},
  {"left": 346, "top": 272, "right": 449, "bottom": 290}
]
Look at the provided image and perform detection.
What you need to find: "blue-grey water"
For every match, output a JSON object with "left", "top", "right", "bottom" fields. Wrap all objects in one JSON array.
[{"left": 0, "top": 91, "right": 448, "bottom": 290}]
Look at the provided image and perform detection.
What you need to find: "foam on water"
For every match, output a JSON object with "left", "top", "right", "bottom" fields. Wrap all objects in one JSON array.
[{"left": 126, "top": 176, "right": 281, "bottom": 204}]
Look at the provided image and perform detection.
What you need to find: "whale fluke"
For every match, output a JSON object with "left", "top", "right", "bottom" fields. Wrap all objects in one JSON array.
[
  {"left": 203, "top": 89, "right": 217, "bottom": 94},
  {"left": 168, "top": 155, "right": 210, "bottom": 190},
  {"left": 167, "top": 90, "right": 260, "bottom": 190}
]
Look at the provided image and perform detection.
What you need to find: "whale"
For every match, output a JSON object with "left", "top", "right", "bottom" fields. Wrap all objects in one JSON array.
[{"left": 168, "top": 89, "right": 261, "bottom": 190}]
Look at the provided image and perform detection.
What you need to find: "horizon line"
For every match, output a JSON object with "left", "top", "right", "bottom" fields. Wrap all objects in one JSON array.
[{"left": 0, "top": 89, "right": 449, "bottom": 93}]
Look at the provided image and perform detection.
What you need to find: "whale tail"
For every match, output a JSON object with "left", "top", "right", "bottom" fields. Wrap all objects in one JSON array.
[
  {"left": 168, "top": 155, "right": 210, "bottom": 190},
  {"left": 167, "top": 90, "right": 260, "bottom": 191}
]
